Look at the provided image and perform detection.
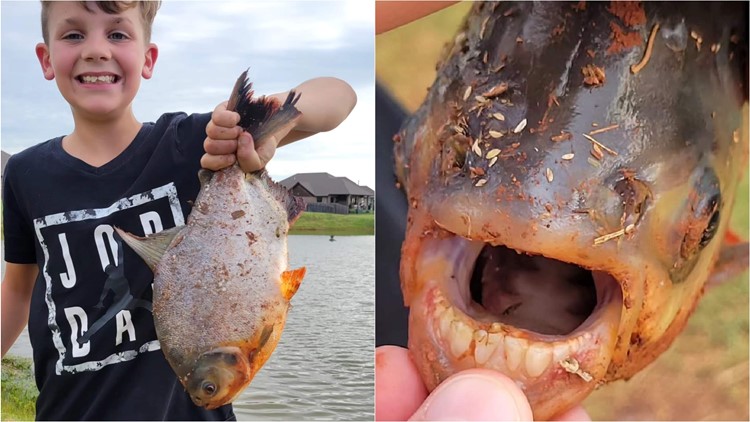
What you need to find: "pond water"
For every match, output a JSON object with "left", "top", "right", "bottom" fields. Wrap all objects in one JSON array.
[{"left": 4, "top": 235, "right": 375, "bottom": 420}]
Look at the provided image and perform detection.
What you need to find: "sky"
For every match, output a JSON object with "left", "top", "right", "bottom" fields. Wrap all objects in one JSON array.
[{"left": 0, "top": 1, "right": 375, "bottom": 189}]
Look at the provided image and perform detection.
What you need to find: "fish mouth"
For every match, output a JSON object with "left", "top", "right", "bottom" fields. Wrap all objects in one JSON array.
[{"left": 408, "top": 234, "right": 623, "bottom": 417}]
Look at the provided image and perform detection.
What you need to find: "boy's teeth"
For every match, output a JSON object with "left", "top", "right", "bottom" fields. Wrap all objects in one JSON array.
[{"left": 81, "top": 75, "right": 115, "bottom": 83}]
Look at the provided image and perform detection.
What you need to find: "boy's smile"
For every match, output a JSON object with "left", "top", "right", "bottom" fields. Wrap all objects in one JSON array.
[{"left": 36, "top": 2, "right": 157, "bottom": 121}]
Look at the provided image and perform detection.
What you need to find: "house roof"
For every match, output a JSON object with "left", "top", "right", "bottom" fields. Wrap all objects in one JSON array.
[{"left": 280, "top": 172, "right": 373, "bottom": 196}]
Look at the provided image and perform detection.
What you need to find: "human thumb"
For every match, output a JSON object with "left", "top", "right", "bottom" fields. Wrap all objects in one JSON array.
[{"left": 409, "top": 370, "right": 534, "bottom": 421}]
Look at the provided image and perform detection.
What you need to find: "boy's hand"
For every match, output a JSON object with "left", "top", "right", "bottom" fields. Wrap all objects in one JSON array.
[{"left": 201, "top": 101, "right": 294, "bottom": 173}]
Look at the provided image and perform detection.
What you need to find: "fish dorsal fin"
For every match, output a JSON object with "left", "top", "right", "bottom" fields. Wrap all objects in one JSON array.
[
  {"left": 114, "top": 226, "right": 185, "bottom": 271},
  {"left": 707, "top": 241, "right": 749, "bottom": 287},
  {"left": 280, "top": 267, "right": 306, "bottom": 301},
  {"left": 254, "top": 170, "right": 305, "bottom": 225}
]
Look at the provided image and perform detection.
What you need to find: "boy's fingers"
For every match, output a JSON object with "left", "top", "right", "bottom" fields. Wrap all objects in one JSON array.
[
  {"left": 200, "top": 152, "right": 236, "bottom": 171},
  {"left": 236, "top": 132, "right": 264, "bottom": 173},
  {"left": 409, "top": 369, "right": 533, "bottom": 421},
  {"left": 203, "top": 137, "right": 238, "bottom": 156},
  {"left": 375, "top": 346, "right": 428, "bottom": 421},
  {"left": 212, "top": 101, "right": 241, "bottom": 126},
  {"left": 205, "top": 120, "right": 242, "bottom": 140}
]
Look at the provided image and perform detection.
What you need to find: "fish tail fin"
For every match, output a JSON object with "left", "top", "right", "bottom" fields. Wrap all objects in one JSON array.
[
  {"left": 281, "top": 267, "right": 306, "bottom": 301},
  {"left": 258, "top": 171, "right": 306, "bottom": 225},
  {"left": 228, "top": 69, "right": 302, "bottom": 150}
]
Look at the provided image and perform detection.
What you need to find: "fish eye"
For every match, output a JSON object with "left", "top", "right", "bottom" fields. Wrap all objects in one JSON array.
[
  {"left": 202, "top": 381, "right": 217, "bottom": 396},
  {"left": 699, "top": 194, "right": 721, "bottom": 248},
  {"left": 678, "top": 168, "right": 722, "bottom": 263}
]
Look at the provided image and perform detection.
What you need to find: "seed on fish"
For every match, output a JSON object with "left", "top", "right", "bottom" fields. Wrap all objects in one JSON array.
[
  {"left": 711, "top": 43, "right": 721, "bottom": 53},
  {"left": 588, "top": 124, "right": 619, "bottom": 135},
  {"left": 493, "top": 112, "right": 506, "bottom": 121},
  {"left": 562, "top": 153, "right": 575, "bottom": 160},
  {"left": 472, "top": 139, "right": 482, "bottom": 156},
  {"left": 582, "top": 133, "right": 618, "bottom": 155},
  {"left": 486, "top": 149, "right": 501, "bottom": 159},
  {"left": 631, "top": 23, "right": 660, "bottom": 74},
  {"left": 475, "top": 178, "right": 488, "bottom": 187},
  {"left": 513, "top": 118, "right": 527, "bottom": 134},
  {"left": 546, "top": 168, "right": 554, "bottom": 182},
  {"left": 587, "top": 157, "right": 601, "bottom": 168},
  {"left": 593, "top": 228, "right": 626, "bottom": 245},
  {"left": 463, "top": 86, "right": 473, "bottom": 101},
  {"left": 624, "top": 223, "right": 636, "bottom": 235},
  {"left": 733, "top": 129, "right": 740, "bottom": 143},
  {"left": 489, "top": 156, "right": 498, "bottom": 168},
  {"left": 590, "top": 144, "right": 604, "bottom": 160},
  {"left": 551, "top": 132, "right": 572, "bottom": 142},
  {"left": 559, "top": 357, "right": 593, "bottom": 382},
  {"left": 475, "top": 95, "right": 489, "bottom": 103},
  {"left": 489, "top": 130, "right": 504, "bottom": 139},
  {"left": 482, "top": 82, "right": 509, "bottom": 98},
  {"left": 483, "top": 51, "right": 488, "bottom": 64},
  {"left": 582, "top": 64, "right": 606, "bottom": 86}
]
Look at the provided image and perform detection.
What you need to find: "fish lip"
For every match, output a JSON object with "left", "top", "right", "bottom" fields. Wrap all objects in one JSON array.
[{"left": 407, "top": 232, "right": 623, "bottom": 418}]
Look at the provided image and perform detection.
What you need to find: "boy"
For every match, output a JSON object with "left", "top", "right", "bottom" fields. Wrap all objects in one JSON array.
[{"left": 1, "top": 1, "right": 356, "bottom": 420}]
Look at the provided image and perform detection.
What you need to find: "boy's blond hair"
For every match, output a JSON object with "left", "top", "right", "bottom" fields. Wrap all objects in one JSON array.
[{"left": 41, "top": 1, "right": 161, "bottom": 45}]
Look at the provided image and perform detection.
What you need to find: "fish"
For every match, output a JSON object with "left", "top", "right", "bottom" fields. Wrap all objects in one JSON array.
[
  {"left": 392, "top": 2, "right": 748, "bottom": 419},
  {"left": 116, "top": 70, "right": 306, "bottom": 409}
]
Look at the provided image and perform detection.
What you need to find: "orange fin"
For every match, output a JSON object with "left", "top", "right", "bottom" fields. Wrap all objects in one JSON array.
[
  {"left": 707, "top": 242, "right": 749, "bottom": 287},
  {"left": 724, "top": 229, "right": 742, "bottom": 246},
  {"left": 281, "top": 267, "right": 306, "bottom": 301}
]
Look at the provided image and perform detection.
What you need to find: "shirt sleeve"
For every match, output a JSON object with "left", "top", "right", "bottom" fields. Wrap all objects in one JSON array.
[{"left": 2, "top": 155, "right": 38, "bottom": 264}]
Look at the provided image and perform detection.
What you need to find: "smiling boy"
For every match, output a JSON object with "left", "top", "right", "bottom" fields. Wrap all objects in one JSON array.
[{"left": 1, "top": 1, "right": 356, "bottom": 420}]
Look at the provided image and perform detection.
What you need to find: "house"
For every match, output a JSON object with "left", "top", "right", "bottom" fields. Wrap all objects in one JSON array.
[{"left": 279, "top": 172, "right": 374, "bottom": 214}]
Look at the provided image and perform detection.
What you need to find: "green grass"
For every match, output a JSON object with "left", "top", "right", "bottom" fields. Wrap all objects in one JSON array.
[
  {"left": 1, "top": 356, "right": 37, "bottom": 421},
  {"left": 290, "top": 211, "right": 374, "bottom": 236}
]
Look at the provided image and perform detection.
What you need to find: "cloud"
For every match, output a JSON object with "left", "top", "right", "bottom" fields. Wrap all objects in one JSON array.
[{"left": 1, "top": 1, "right": 374, "bottom": 189}]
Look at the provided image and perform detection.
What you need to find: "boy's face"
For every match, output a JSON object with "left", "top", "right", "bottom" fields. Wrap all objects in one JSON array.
[{"left": 35, "top": 2, "right": 158, "bottom": 120}]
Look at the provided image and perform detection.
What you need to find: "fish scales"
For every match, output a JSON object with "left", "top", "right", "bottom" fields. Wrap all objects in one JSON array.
[{"left": 117, "top": 70, "right": 305, "bottom": 410}]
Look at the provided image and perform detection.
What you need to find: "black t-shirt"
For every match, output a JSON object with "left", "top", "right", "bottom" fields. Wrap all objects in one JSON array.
[{"left": 3, "top": 112, "right": 235, "bottom": 420}]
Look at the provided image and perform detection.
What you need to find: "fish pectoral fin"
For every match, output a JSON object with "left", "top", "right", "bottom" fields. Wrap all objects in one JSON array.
[
  {"left": 114, "top": 226, "right": 185, "bottom": 271},
  {"left": 707, "top": 241, "right": 749, "bottom": 287},
  {"left": 280, "top": 267, "right": 306, "bottom": 301}
]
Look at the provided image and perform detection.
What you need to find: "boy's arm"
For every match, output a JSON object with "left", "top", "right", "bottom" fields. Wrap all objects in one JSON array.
[
  {"left": 201, "top": 77, "right": 356, "bottom": 173},
  {"left": 1, "top": 263, "right": 38, "bottom": 358}
]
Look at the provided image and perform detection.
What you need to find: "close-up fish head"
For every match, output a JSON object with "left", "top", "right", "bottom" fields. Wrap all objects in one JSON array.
[
  {"left": 116, "top": 70, "right": 306, "bottom": 410},
  {"left": 395, "top": 2, "right": 748, "bottom": 419},
  {"left": 186, "top": 346, "right": 251, "bottom": 409}
]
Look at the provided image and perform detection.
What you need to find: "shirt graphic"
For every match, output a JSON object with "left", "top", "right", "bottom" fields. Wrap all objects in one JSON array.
[{"left": 33, "top": 183, "right": 185, "bottom": 375}]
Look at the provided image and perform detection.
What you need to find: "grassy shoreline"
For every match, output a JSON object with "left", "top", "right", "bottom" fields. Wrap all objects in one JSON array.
[
  {"left": 290, "top": 211, "right": 374, "bottom": 236},
  {"left": 1, "top": 356, "right": 37, "bottom": 421}
]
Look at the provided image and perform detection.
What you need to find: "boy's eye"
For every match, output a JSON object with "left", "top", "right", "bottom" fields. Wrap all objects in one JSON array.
[
  {"left": 62, "top": 33, "right": 84, "bottom": 40},
  {"left": 109, "top": 32, "right": 129, "bottom": 41}
]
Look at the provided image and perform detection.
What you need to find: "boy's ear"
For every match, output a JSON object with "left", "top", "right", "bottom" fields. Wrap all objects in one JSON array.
[
  {"left": 141, "top": 43, "right": 159, "bottom": 79},
  {"left": 35, "top": 43, "right": 55, "bottom": 80}
]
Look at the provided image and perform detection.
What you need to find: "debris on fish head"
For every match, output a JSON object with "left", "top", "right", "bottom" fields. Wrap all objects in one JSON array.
[
  {"left": 116, "top": 69, "right": 306, "bottom": 409},
  {"left": 395, "top": 2, "right": 748, "bottom": 419}
]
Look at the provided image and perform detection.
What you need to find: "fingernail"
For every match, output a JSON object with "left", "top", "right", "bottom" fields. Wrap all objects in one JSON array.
[
  {"left": 416, "top": 373, "right": 531, "bottom": 421},
  {"left": 239, "top": 132, "right": 252, "bottom": 146}
]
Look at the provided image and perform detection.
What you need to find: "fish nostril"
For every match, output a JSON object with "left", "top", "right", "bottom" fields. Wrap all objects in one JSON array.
[{"left": 613, "top": 175, "right": 652, "bottom": 229}]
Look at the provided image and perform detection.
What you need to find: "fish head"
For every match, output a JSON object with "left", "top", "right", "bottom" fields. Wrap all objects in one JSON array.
[
  {"left": 396, "top": 1, "right": 748, "bottom": 419},
  {"left": 185, "top": 346, "right": 250, "bottom": 409}
]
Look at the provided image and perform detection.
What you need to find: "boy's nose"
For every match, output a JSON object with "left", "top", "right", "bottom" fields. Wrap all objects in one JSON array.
[{"left": 81, "top": 38, "right": 112, "bottom": 61}]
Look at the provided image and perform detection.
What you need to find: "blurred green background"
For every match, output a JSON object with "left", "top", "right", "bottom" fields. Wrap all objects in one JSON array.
[{"left": 376, "top": 2, "right": 749, "bottom": 420}]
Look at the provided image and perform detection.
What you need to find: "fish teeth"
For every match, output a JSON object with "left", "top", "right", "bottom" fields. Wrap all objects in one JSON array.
[
  {"left": 503, "top": 336, "right": 527, "bottom": 372},
  {"left": 81, "top": 75, "right": 116, "bottom": 83},
  {"left": 525, "top": 343, "right": 552, "bottom": 378}
]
